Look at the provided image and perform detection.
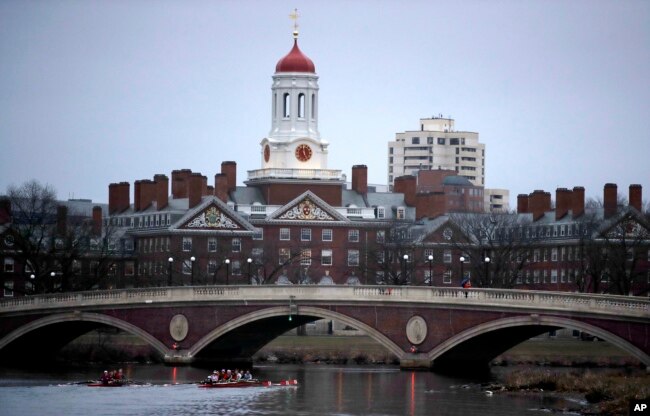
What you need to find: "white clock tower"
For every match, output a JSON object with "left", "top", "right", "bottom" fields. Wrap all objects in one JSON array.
[{"left": 247, "top": 17, "right": 343, "bottom": 183}]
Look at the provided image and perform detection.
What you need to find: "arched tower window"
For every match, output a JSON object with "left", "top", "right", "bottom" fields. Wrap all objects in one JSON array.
[
  {"left": 283, "top": 93, "right": 290, "bottom": 117},
  {"left": 298, "top": 93, "right": 305, "bottom": 118},
  {"left": 311, "top": 93, "right": 315, "bottom": 119}
]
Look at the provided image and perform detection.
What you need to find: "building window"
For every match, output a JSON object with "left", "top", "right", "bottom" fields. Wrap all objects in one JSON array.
[
  {"left": 253, "top": 228, "right": 263, "bottom": 240},
  {"left": 232, "top": 238, "right": 241, "bottom": 252},
  {"left": 376, "top": 230, "right": 385, "bottom": 243},
  {"left": 208, "top": 260, "right": 217, "bottom": 275},
  {"left": 208, "top": 238, "right": 217, "bottom": 252},
  {"left": 377, "top": 207, "right": 385, "bottom": 219},
  {"left": 551, "top": 270, "right": 558, "bottom": 283},
  {"left": 348, "top": 229, "right": 359, "bottom": 242},
  {"left": 411, "top": 137, "right": 420, "bottom": 144},
  {"left": 4, "top": 258, "right": 14, "bottom": 273},
  {"left": 123, "top": 261, "right": 134, "bottom": 276},
  {"left": 300, "top": 249, "right": 311, "bottom": 266},
  {"left": 321, "top": 249, "right": 333, "bottom": 266},
  {"left": 533, "top": 249, "right": 540, "bottom": 262},
  {"left": 443, "top": 250, "right": 452, "bottom": 263},
  {"left": 232, "top": 260, "right": 241, "bottom": 276},
  {"left": 301, "top": 228, "right": 312, "bottom": 241},
  {"left": 443, "top": 271, "right": 452, "bottom": 284},
  {"left": 551, "top": 248, "right": 558, "bottom": 262},
  {"left": 396, "top": 207, "right": 405, "bottom": 219},
  {"left": 252, "top": 248, "right": 264, "bottom": 262},
  {"left": 279, "top": 248, "right": 291, "bottom": 265},
  {"left": 280, "top": 228, "right": 290, "bottom": 241},
  {"left": 322, "top": 229, "right": 333, "bottom": 241},
  {"left": 298, "top": 93, "right": 305, "bottom": 118},
  {"left": 348, "top": 250, "right": 360, "bottom": 266},
  {"left": 377, "top": 251, "right": 385, "bottom": 264},
  {"left": 283, "top": 93, "right": 290, "bottom": 117},
  {"left": 424, "top": 248, "right": 434, "bottom": 260},
  {"left": 4, "top": 281, "right": 14, "bottom": 297},
  {"left": 424, "top": 270, "right": 432, "bottom": 285},
  {"left": 182, "top": 237, "right": 192, "bottom": 252},
  {"left": 427, "top": 137, "right": 433, "bottom": 144},
  {"left": 182, "top": 260, "right": 192, "bottom": 275}
]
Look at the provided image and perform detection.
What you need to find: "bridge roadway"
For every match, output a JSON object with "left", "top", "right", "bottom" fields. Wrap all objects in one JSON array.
[{"left": 0, "top": 286, "right": 648, "bottom": 371}]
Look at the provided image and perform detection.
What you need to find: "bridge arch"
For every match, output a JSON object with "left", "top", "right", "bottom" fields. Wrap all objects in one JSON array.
[
  {"left": 189, "top": 306, "right": 404, "bottom": 361},
  {"left": 0, "top": 312, "right": 169, "bottom": 360},
  {"left": 428, "top": 315, "right": 650, "bottom": 368}
]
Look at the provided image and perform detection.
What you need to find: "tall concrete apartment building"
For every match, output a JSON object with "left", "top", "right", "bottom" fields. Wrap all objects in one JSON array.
[
  {"left": 388, "top": 117, "right": 485, "bottom": 187},
  {"left": 388, "top": 117, "right": 510, "bottom": 212}
]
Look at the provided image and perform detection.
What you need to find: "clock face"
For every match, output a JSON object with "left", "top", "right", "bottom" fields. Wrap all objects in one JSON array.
[
  {"left": 264, "top": 144, "right": 270, "bottom": 162},
  {"left": 295, "top": 144, "right": 312, "bottom": 162}
]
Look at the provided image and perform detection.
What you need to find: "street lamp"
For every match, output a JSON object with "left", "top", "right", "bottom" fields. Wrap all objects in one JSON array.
[
  {"left": 460, "top": 256, "right": 466, "bottom": 283},
  {"left": 484, "top": 256, "right": 491, "bottom": 285},
  {"left": 225, "top": 259, "right": 230, "bottom": 285},
  {"left": 190, "top": 256, "right": 196, "bottom": 286},
  {"left": 402, "top": 254, "right": 409, "bottom": 284},
  {"left": 168, "top": 257, "right": 173, "bottom": 286},
  {"left": 247, "top": 258, "right": 253, "bottom": 283},
  {"left": 427, "top": 254, "right": 433, "bottom": 286}
]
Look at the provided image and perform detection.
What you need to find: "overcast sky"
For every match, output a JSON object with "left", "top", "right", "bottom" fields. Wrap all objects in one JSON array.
[{"left": 1, "top": 0, "right": 649, "bottom": 208}]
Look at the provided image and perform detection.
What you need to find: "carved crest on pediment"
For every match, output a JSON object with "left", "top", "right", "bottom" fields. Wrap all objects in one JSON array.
[{"left": 278, "top": 198, "right": 335, "bottom": 221}]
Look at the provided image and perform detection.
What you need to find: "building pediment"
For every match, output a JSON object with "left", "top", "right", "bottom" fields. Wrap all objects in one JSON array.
[
  {"left": 175, "top": 197, "right": 255, "bottom": 232},
  {"left": 268, "top": 191, "right": 349, "bottom": 223}
]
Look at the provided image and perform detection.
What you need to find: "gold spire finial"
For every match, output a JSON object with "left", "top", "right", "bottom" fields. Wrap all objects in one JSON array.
[{"left": 289, "top": 8, "right": 299, "bottom": 38}]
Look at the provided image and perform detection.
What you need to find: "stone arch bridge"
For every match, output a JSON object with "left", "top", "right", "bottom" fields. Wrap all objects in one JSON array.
[{"left": 0, "top": 286, "right": 648, "bottom": 371}]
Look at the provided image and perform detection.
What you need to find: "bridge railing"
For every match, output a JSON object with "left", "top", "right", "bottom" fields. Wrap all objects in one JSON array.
[{"left": 0, "top": 286, "right": 648, "bottom": 319}]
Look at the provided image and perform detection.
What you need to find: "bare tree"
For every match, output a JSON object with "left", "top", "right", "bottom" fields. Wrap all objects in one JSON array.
[{"left": 448, "top": 212, "right": 535, "bottom": 288}]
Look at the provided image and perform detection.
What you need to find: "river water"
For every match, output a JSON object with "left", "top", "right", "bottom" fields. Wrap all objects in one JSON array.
[{"left": 0, "top": 364, "right": 582, "bottom": 416}]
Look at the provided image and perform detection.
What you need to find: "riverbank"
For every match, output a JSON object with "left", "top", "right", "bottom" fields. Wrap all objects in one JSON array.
[{"left": 487, "top": 368, "right": 650, "bottom": 415}]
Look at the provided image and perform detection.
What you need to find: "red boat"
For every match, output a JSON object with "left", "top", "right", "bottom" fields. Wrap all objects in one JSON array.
[
  {"left": 198, "top": 379, "right": 298, "bottom": 388},
  {"left": 87, "top": 381, "right": 126, "bottom": 387},
  {"left": 198, "top": 380, "right": 272, "bottom": 388}
]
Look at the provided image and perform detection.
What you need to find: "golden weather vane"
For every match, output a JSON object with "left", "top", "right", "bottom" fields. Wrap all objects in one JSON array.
[{"left": 289, "top": 8, "right": 299, "bottom": 38}]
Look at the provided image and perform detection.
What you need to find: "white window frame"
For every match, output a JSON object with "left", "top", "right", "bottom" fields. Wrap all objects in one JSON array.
[
  {"left": 208, "top": 238, "right": 217, "bottom": 252},
  {"left": 348, "top": 249, "right": 360, "bottom": 266},
  {"left": 280, "top": 228, "right": 290, "bottom": 241},
  {"left": 443, "top": 270, "right": 452, "bottom": 284},
  {"left": 300, "top": 249, "right": 311, "bottom": 266},
  {"left": 322, "top": 229, "right": 333, "bottom": 242},
  {"left": 232, "top": 238, "right": 241, "bottom": 253},
  {"left": 321, "top": 249, "right": 333, "bottom": 266},
  {"left": 182, "top": 237, "right": 192, "bottom": 252},
  {"left": 443, "top": 250, "right": 452, "bottom": 263},
  {"left": 348, "top": 229, "right": 360, "bottom": 242},
  {"left": 301, "top": 228, "right": 312, "bottom": 242}
]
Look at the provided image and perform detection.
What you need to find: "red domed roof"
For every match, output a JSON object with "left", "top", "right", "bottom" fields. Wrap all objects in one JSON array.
[{"left": 275, "top": 39, "right": 315, "bottom": 73}]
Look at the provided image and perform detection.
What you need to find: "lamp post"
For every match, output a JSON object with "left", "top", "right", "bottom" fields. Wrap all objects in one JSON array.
[
  {"left": 190, "top": 256, "right": 196, "bottom": 286},
  {"left": 427, "top": 254, "right": 433, "bottom": 286},
  {"left": 247, "top": 258, "right": 253, "bottom": 284},
  {"left": 225, "top": 259, "right": 230, "bottom": 285},
  {"left": 484, "top": 256, "right": 491, "bottom": 285},
  {"left": 168, "top": 257, "right": 173, "bottom": 286},
  {"left": 402, "top": 254, "right": 409, "bottom": 285},
  {"left": 460, "top": 256, "right": 466, "bottom": 283}
]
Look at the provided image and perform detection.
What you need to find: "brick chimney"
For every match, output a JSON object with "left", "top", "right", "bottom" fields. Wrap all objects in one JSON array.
[
  {"left": 393, "top": 175, "right": 417, "bottom": 207},
  {"left": 154, "top": 174, "right": 169, "bottom": 210},
  {"left": 555, "top": 188, "right": 572, "bottom": 220},
  {"left": 92, "top": 206, "right": 102, "bottom": 236},
  {"left": 201, "top": 175, "right": 209, "bottom": 196},
  {"left": 351, "top": 165, "right": 368, "bottom": 195},
  {"left": 629, "top": 184, "right": 642, "bottom": 212},
  {"left": 604, "top": 183, "right": 617, "bottom": 218},
  {"left": 215, "top": 173, "right": 229, "bottom": 203},
  {"left": 221, "top": 161, "right": 237, "bottom": 193},
  {"left": 135, "top": 179, "right": 156, "bottom": 211},
  {"left": 517, "top": 194, "right": 529, "bottom": 214},
  {"left": 56, "top": 205, "right": 67, "bottom": 236},
  {"left": 171, "top": 169, "right": 192, "bottom": 199},
  {"left": 108, "top": 182, "right": 130, "bottom": 214},
  {"left": 188, "top": 173, "right": 204, "bottom": 209},
  {"left": 572, "top": 186, "right": 585, "bottom": 218},
  {"left": 529, "top": 190, "right": 551, "bottom": 221}
]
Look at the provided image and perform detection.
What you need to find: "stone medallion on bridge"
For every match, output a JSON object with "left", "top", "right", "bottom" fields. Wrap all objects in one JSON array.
[
  {"left": 169, "top": 314, "right": 189, "bottom": 342},
  {"left": 406, "top": 315, "right": 427, "bottom": 345}
]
